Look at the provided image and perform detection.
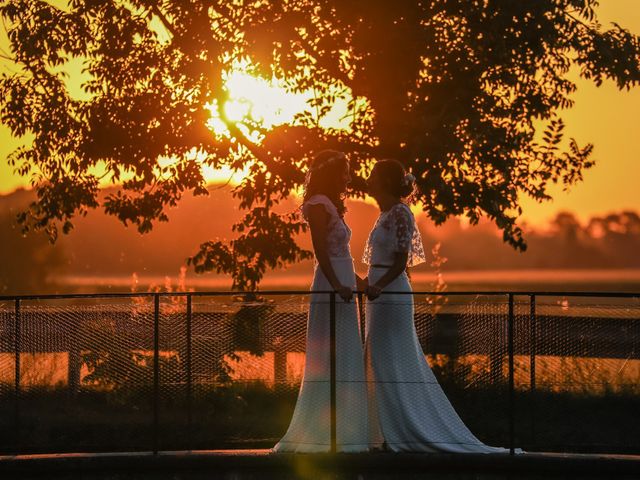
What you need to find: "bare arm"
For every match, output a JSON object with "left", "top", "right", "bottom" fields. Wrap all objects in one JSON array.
[
  {"left": 366, "top": 252, "right": 408, "bottom": 300},
  {"left": 307, "top": 204, "right": 352, "bottom": 301}
]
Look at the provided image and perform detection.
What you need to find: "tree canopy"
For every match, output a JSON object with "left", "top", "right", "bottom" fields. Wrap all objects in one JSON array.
[{"left": 2, "top": 0, "right": 639, "bottom": 290}]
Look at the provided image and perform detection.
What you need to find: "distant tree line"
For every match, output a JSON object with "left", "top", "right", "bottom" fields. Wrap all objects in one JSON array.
[
  {"left": 0, "top": 210, "right": 66, "bottom": 295},
  {"left": 428, "top": 210, "right": 640, "bottom": 270},
  {"left": 1, "top": 184, "right": 638, "bottom": 294}
]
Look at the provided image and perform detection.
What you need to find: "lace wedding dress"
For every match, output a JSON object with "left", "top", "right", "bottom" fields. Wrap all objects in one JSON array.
[
  {"left": 273, "top": 194, "right": 369, "bottom": 452},
  {"left": 363, "top": 203, "right": 513, "bottom": 453}
]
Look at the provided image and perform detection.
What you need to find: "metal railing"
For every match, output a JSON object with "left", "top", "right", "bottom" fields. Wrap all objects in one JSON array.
[{"left": 0, "top": 290, "right": 638, "bottom": 455}]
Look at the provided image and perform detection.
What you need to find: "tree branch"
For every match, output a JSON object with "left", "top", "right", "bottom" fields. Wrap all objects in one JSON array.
[
  {"left": 563, "top": 10, "right": 598, "bottom": 34},
  {"left": 150, "top": 3, "right": 177, "bottom": 38},
  {"left": 295, "top": 33, "right": 353, "bottom": 89}
]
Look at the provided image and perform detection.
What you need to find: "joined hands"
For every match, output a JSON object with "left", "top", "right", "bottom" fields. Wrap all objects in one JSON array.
[
  {"left": 334, "top": 276, "right": 383, "bottom": 301},
  {"left": 356, "top": 275, "right": 382, "bottom": 300},
  {"left": 356, "top": 274, "right": 383, "bottom": 300},
  {"left": 335, "top": 284, "right": 353, "bottom": 302},
  {"left": 366, "top": 284, "right": 382, "bottom": 301}
]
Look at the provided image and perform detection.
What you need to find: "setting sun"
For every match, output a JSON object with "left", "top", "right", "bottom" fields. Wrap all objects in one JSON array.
[
  {"left": 206, "top": 61, "right": 356, "bottom": 148},
  {"left": 91, "top": 63, "right": 360, "bottom": 188},
  {"left": 196, "top": 61, "right": 361, "bottom": 185}
]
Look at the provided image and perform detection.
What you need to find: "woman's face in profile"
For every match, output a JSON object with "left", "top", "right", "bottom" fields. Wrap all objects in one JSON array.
[
  {"left": 337, "top": 160, "right": 351, "bottom": 193},
  {"left": 366, "top": 166, "right": 382, "bottom": 197}
]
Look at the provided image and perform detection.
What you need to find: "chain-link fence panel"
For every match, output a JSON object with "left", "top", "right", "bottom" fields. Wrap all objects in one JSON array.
[
  {"left": 186, "top": 294, "right": 310, "bottom": 450},
  {"left": 0, "top": 292, "right": 638, "bottom": 455},
  {"left": 0, "top": 300, "right": 16, "bottom": 451},
  {"left": 157, "top": 294, "right": 189, "bottom": 451},
  {"left": 513, "top": 295, "right": 640, "bottom": 453},
  {"left": 0, "top": 297, "right": 157, "bottom": 453},
  {"left": 413, "top": 294, "right": 511, "bottom": 450}
]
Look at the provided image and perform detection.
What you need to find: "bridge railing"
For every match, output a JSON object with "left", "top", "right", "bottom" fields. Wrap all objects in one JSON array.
[{"left": 0, "top": 290, "right": 638, "bottom": 455}]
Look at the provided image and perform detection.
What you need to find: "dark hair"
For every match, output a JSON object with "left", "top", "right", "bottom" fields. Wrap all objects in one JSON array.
[
  {"left": 373, "top": 159, "right": 415, "bottom": 198},
  {"left": 303, "top": 150, "right": 348, "bottom": 216}
]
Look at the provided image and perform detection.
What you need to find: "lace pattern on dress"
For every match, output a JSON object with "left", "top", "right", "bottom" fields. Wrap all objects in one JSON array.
[
  {"left": 362, "top": 203, "right": 426, "bottom": 267},
  {"left": 301, "top": 194, "right": 352, "bottom": 258}
]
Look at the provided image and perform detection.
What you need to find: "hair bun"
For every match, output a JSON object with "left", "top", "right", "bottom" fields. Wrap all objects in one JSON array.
[{"left": 404, "top": 173, "right": 416, "bottom": 185}]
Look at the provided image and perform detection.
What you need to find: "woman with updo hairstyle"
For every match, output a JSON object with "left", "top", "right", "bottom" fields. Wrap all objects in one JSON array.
[
  {"left": 366, "top": 158, "right": 416, "bottom": 199},
  {"left": 362, "top": 159, "right": 516, "bottom": 454},
  {"left": 273, "top": 150, "right": 369, "bottom": 453}
]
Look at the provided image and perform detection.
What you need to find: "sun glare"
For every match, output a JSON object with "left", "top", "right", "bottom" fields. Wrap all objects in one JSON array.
[
  {"left": 222, "top": 70, "right": 312, "bottom": 129},
  {"left": 204, "top": 61, "right": 358, "bottom": 171}
]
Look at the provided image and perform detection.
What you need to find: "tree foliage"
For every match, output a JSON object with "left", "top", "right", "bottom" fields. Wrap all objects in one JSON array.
[{"left": 1, "top": 0, "right": 639, "bottom": 290}]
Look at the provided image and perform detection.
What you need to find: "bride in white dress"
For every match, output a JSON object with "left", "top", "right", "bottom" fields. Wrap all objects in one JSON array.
[
  {"left": 363, "top": 159, "right": 513, "bottom": 453},
  {"left": 273, "top": 150, "right": 369, "bottom": 452}
]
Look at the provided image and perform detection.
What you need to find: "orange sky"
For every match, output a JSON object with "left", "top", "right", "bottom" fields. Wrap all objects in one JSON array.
[{"left": 1, "top": 2, "right": 639, "bottom": 226}]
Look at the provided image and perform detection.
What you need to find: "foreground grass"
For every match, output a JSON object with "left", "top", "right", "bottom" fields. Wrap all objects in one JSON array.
[{"left": 1, "top": 381, "right": 639, "bottom": 455}]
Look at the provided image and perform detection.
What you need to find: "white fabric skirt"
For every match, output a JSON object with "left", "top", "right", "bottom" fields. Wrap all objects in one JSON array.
[
  {"left": 365, "top": 266, "right": 513, "bottom": 453},
  {"left": 273, "top": 257, "right": 369, "bottom": 452}
]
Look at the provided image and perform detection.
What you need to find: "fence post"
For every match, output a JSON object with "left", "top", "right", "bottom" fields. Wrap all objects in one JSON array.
[
  {"left": 153, "top": 294, "right": 160, "bottom": 455},
  {"left": 14, "top": 298, "right": 20, "bottom": 453},
  {"left": 330, "top": 291, "right": 337, "bottom": 454},
  {"left": 186, "top": 293, "right": 193, "bottom": 449},
  {"left": 357, "top": 291, "right": 365, "bottom": 344},
  {"left": 529, "top": 294, "right": 536, "bottom": 445},
  {"left": 508, "top": 293, "right": 515, "bottom": 455}
]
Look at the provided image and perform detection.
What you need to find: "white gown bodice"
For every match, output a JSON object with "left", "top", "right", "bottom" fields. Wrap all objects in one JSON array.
[
  {"left": 363, "top": 202, "right": 425, "bottom": 267},
  {"left": 301, "top": 194, "right": 352, "bottom": 258}
]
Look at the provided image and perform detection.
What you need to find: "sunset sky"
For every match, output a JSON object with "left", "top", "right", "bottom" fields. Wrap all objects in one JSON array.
[{"left": 1, "top": 2, "right": 639, "bottom": 227}]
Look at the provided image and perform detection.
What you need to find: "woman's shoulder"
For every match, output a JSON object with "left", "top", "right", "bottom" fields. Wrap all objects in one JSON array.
[
  {"left": 305, "top": 193, "right": 331, "bottom": 203},
  {"left": 301, "top": 194, "right": 337, "bottom": 218},
  {"left": 303, "top": 194, "right": 337, "bottom": 209},
  {"left": 390, "top": 202, "right": 413, "bottom": 219}
]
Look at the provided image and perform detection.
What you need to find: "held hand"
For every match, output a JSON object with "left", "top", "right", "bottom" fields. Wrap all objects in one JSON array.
[
  {"left": 356, "top": 275, "right": 369, "bottom": 292},
  {"left": 335, "top": 284, "right": 353, "bottom": 302},
  {"left": 366, "top": 284, "right": 383, "bottom": 301}
]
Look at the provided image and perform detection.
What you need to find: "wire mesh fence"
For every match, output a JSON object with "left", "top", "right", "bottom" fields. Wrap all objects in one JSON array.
[
  {"left": 0, "top": 291, "right": 638, "bottom": 455},
  {"left": 512, "top": 294, "right": 640, "bottom": 453},
  {"left": 412, "top": 294, "right": 512, "bottom": 451}
]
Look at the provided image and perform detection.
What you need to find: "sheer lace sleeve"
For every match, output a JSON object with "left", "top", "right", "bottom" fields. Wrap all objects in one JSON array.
[
  {"left": 362, "top": 204, "right": 426, "bottom": 267},
  {"left": 392, "top": 205, "right": 413, "bottom": 253},
  {"left": 362, "top": 233, "right": 373, "bottom": 265},
  {"left": 392, "top": 204, "right": 426, "bottom": 267}
]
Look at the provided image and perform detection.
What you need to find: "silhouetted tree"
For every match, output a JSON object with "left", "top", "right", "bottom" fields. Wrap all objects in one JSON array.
[
  {"left": 0, "top": 210, "right": 67, "bottom": 294},
  {"left": 586, "top": 211, "right": 640, "bottom": 267},
  {"left": 1, "top": 0, "right": 639, "bottom": 289}
]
